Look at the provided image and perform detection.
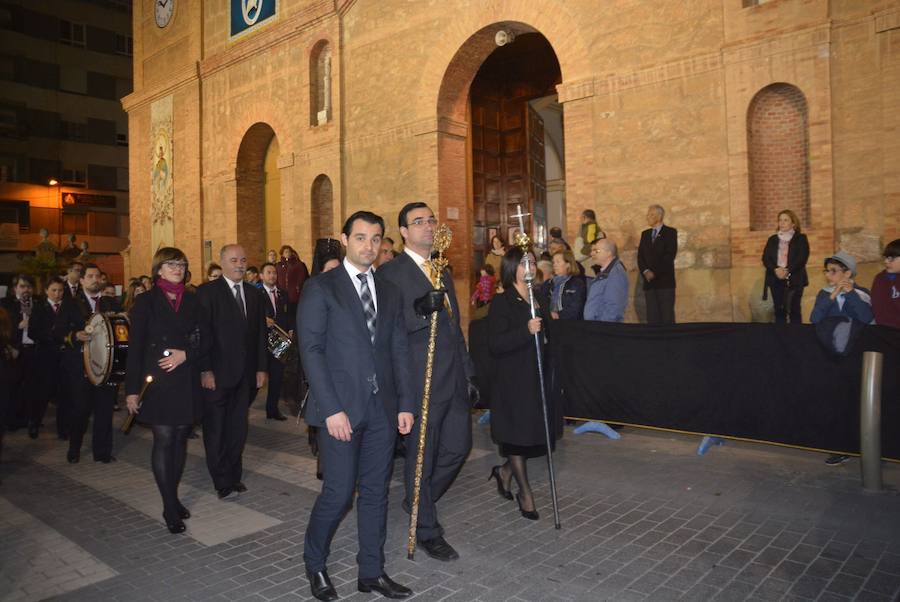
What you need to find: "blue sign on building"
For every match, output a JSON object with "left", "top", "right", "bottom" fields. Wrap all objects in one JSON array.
[{"left": 231, "top": 0, "right": 277, "bottom": 38}]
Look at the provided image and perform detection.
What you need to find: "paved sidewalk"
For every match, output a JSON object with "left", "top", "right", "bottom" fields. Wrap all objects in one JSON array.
[{"left": 1, "top": 401, "right": 899, "bottom": 601}]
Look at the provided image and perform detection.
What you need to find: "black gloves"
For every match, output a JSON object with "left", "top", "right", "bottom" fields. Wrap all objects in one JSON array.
[
  {"left": 414, "top": 290, "right": 446, "bottom": 317},
  {"left": 467, "top": 377, "right": 482, "bottom": 409}
]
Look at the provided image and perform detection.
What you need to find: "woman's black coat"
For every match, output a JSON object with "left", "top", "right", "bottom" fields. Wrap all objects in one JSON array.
[
  {"left": 487, "top": 287, "right": 562, "bottom": 448},
  {"left": 125, "top": 287, "right": 206, "bottom": 425},
  {"left": 762, "top": 233, "right": 810, "bottom": 298}
]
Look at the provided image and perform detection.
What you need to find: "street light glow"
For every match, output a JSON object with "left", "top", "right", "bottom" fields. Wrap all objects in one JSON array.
[{"left": 48, "top": 179, "right": 58, "bottom": 186}]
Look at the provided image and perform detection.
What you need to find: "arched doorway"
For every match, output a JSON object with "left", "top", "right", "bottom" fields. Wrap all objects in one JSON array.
[
  {"left": 235, "top": 122, "right": 280, "bottom": 262},
  {"left": 436, "top": 23, "right": 564, "bottom": 315},
  {"left": 469, "top": 33, "right": 562, "bottom": 272}
]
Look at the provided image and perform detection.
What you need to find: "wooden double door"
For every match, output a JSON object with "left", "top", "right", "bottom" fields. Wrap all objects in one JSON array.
[{"left": 471, "top": 92, "right": 547, "bottom": 271}]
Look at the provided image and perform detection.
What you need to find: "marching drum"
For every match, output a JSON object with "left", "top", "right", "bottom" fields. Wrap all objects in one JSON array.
[
  {"left": 267, "top": 323, "right": 294, "bottom": 363},
  {"left": 83, "top": 312, "right": 130, "bottom": 385}
]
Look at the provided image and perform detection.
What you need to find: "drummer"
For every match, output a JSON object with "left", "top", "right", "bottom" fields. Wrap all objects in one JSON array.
[
  {"left": 259, "top": 262, "right": 293, "bottom": 421},
  {"left": 53, "top": 263, "right": 122, "bottom": 464}
]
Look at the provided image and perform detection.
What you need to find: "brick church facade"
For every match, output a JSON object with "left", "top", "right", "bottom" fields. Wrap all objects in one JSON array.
[{"left": 123, "top": 0, "right": 900, "bottom": 323}]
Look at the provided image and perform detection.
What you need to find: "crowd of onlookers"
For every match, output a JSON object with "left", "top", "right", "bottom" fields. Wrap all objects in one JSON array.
[{"left": 1, "top": 206, "right": 898, "bottom": 479}]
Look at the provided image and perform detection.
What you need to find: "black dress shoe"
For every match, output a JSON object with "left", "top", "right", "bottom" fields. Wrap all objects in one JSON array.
[
  {"left": 163, "top": 512, "right": 186, "bottom": 534},
  {"left": 418, "top": 536, "right": 459, "bottom": 561},
  {"left": 67, "top": 451, "right": 80, "bottom": 464},
  {"left": 233, "top": 482, "right": 247, "bottom": 493},
  {"left": 217, "top": 487, "right": 234, "bottom": 499},
  {"left": 94, "top": 456, "right": 117, "bottom": 464},
  {"left": 306, "top": 569, "right": 337, "bottom": 601},
  {"left": 267, "top": 413, "right": 288, "bottom": 421},
  {"left": 177, "top": 502, "right": 191, "bottom": 520},
  {"left": 358, "top": 573, "right": 412, "bottom": 599}
]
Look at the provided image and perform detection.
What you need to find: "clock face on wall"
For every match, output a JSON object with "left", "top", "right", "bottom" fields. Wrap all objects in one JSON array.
[{"left": 155, "top": 0, "right": 174, "bottom": 28}]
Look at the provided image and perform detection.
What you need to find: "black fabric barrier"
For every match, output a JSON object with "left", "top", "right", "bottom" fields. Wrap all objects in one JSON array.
[{"left": 469, "top": 319, "right": 900, "bottom": 460}]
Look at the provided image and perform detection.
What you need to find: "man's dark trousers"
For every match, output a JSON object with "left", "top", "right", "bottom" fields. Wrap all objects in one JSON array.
[
  {"left": 403, "top": 382, "right": 471, "bottom": 541},
  {"left": 203, "top": 376, "right": 251, "bottom": 490},
  {"left": 265, "top": 355, "right": 285, "bottom": 417},
  {"left": 66, "top": 371, "right": 116, "bottom": 460},
  {"left": 304, "top": 394, "right": 394, "bottom": 580},
  {"left": 645, "top": 288, "right": 675, "bottom": 325}
]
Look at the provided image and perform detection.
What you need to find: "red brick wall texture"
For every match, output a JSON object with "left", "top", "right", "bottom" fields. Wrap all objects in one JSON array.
[{"left": 747, "top": 83, "right": 811, "bottom": 232}]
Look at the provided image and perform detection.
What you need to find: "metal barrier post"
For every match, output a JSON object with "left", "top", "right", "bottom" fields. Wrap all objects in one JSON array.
[{"left": 860, "top": 351, "right": 884, "bottom": 492}]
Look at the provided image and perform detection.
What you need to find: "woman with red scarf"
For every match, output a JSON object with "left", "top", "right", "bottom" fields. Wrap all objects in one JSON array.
[{"left": 125, "top": 247, "right": 207, "bottom": 534}]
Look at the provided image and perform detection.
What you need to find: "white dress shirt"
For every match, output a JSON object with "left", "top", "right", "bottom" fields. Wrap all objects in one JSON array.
[{"left": 343, "top": 258, "right": 377, "bottom": 313}]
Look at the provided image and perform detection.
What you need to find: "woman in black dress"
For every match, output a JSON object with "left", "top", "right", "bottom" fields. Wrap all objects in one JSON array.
[
  {"left": 487, "top": 246, "right": 558, "bottom": 520},
  {"left": 125, "top": 247, "right": 205, "bottom": 534}
]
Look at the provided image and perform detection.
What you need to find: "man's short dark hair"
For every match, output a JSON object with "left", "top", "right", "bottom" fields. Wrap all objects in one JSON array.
[
  {"left": 582, "top": 209, "right": 596, "bottom": 221},
  {"left": 47, "top": 276, "right": 65, "bottom": 287},
  {"left": 68, "top": 261, "right": 84, "bottom": 271},
  {"left": 398, "top": 202, "right": 430, "bottom": 229},
  {"left": 246, "top": 266, "right": 259, "bottom": 274},
  {"left": 342, "top": 211, "right": 385, "bottom": 237},
  {"left": 260, "top": 262, "right": 276, "bottom": 272},
  {"left": 884, "top": 238, "right": 900, "bottom": 259},
  {"left": 12, "top": 273, "right": 35, "bottom": 288},
  {"left": 82, "top": 263, "right": 100, "bottom": 275}
]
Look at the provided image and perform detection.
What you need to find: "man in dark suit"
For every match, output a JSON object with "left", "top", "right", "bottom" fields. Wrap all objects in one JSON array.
[
  {"left": 53, "top": 264, "right": 121, "bottom": 463},
  {"left": 62, "top": 261, "right": 84, "bottom": 299},
  {"left": 259, "top": 262, "right": 291, "bottom": 420},
  {"left": 197, "top": 244, "right": 268, "bottom": 500},
  {"left": 0, "top": 274, "right": 36, "bottom": 430},
  {"left": 377, "top": 202, "right": 478, "bottom": 562},
  {"left": 25, "top": 276, "right": 65, "bottom": 439},
  {"left": 637, "top": 204, "right": 678, "bottom": 324},
  {"left": 299, "top": 211, "right": 414, "bottom": 601}
]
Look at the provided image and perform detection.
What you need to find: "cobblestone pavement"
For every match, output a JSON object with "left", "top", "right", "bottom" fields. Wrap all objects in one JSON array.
[{"left": 2, "top": 399, "right": 900, "bottom": 602}]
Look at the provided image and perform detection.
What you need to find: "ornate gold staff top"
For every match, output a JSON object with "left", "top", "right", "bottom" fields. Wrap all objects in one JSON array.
[{"left": 407, "top": 223, "right": 452, "bottom": 560}]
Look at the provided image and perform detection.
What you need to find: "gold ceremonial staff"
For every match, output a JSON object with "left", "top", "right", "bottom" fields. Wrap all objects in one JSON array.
[{"left": 407, "top": 223, "right": 453, "bottom": 560}]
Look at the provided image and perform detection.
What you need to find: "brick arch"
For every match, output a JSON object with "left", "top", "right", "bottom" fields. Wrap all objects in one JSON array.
[
  {"left": 236, "top": 122, "right": 277, "bottom": 262},
  {"left": 427, "top": 9, "right": 590, "bottom": 323},
  {"left": 310, "top": 174, "right": 334, "bottom": 243},
  {"left": 416, "top": 1, "right": 593, "bottom": 120},
  {"left": 747, "top": 83, "right": 811, "bottom": 231}
]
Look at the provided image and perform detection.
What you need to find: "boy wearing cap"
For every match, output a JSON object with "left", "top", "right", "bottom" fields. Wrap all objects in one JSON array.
[
  {"left": 810, "top": 250, "right": 874, "bottom": 466},
  {"left": 810, "top": 250, "right": 874, "bottom": 326}
]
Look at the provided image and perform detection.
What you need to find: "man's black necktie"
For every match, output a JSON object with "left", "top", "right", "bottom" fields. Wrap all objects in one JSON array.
[
  {"left": 233, "top": 283, "right": 246, "bottom": 317},
  {"left": 357, "top": 273, "right": 376, "bottom": 345}
]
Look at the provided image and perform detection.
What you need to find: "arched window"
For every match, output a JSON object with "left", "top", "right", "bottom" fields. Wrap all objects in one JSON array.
[
  {"left": 310, "top": 41, "right": 332, "bottom": 126},
  {"left": 311, "top": 174, "right": 333, "bottom": 241},
  {"left": 747, "top": 83, "right": 810, "bottom": 231}
]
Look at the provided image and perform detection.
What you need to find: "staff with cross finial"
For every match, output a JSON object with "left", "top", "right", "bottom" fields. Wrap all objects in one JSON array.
[{"left": 510, "top": 204, "right": 561, "bottom": 529}]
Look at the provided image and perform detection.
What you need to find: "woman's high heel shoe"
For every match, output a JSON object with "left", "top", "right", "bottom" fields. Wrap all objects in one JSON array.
[
  {"left": 177, "top": 502, "right": 190, "bottom": 520},
  {"left": 163, "top": 512, "right": 186, "bottom": 534},
  {"left": 488, "top": 466, "right": 513, "bottom": 501},
  {"left": 515, "top": 493, "right": 539, "bottom": 521}
]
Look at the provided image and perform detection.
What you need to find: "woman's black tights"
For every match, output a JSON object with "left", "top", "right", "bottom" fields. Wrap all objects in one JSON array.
[
  {"left": 151, "top": 425, "right": 191, "bottom": 518},
  {"left": 502, "top": 455, "right": 535, "bottom": 512}
]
